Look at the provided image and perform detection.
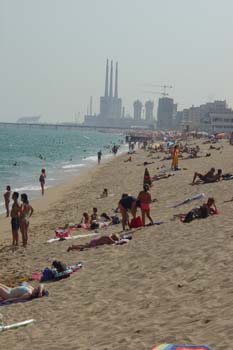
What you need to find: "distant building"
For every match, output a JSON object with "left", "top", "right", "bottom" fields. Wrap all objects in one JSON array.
[
  {"left": 99, "top": 60, "right": 122, "bottom": 119},
  {"left": 84, "top": 60, "right": 154, "bottom": 129},
  {"left": 157, "top": 97, "right": 175, "bottom": 130},
  {"left": 175, "top": 100, "right": 233, "bottom": 133},
  {"left": 17, "top": 116, "right": 41, "bottom": 123},
  {"left": 145, "top": 100, "right": 154, "bottom": 122},
  {"left": 133, "top": 100, "right": 143, "bottom": 120}
]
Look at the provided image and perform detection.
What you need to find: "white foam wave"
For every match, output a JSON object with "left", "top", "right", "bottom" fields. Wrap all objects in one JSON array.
[
  {"left": 14, "top": 185, "right": 42, "bottom": 192},
  {"left": 62, "top": 164, "right": 85, "bottom": 169},
  {"left": 83, "top": 156, "right": 97, "bottom": 162}
]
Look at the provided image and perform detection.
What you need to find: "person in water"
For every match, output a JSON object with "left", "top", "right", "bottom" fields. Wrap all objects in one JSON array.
[
  {"left": 118, "top": 194, "right": 138, "bottom": 231},
  {"left": 4, "top": 185, "right": 11, "bottom": 217},
  {"left": 67, "top": 234, "right": 122, "bottom": 251},
  {"left": 20, "top": 193, "right": 34, "bottom": 247},
  {"left": 39, "top": 168, "right": 46, "bottom": 195},
  {"left": 97, "top": 150, "right": 102, "bottom": 164},
  {"left": 137, "top": 184, "right": 154, "bottom": 226},
  {"left": 0, "top": 283, "right": 46, "bottom": 301},
  {"left": 10, "top": 192, "right": 21, "bottom": 246}
]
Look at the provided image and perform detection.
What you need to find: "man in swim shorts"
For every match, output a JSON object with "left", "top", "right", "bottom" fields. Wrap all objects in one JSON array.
[
  {"left": 192, "top": 167, "right": 215, "bottom": 184},
  {"left": 10, "top": 192, "right": 21, "bottom": 246},
  {"left": 118, "top": 194, "right": 138, "bottom": 230}
]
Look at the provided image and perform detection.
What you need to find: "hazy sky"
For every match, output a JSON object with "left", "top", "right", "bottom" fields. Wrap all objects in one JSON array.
[{"left": 1, "top": 0, "right": 233, "bottom": 122}]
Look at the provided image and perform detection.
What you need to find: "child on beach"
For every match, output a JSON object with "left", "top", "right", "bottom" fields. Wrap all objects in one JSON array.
[
  {"left": 10, "top": 192, "right": 21, "bottom": 246},
  {"left": 4, "top": 185, "right": 11, "bottom": 217},
  {"left": 39, "top": 168, "right": 46, "bottom": 195},
  {"left": 137, "top": 184, "right": 154, "bottom": 226},
  {"left": 20, "top": 193, "right": 34, "bottom": 247}
]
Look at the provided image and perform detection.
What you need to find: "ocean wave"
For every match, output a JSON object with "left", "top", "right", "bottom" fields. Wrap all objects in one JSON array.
[
  {"left": 83, "top": 156, "right": 97, "bottom": 161},
  {"left": 14, "top": 185, "right": 42, "bottom": 192},
  {"left": 62, "top": 164, "right": 85, "bottom": 169}
]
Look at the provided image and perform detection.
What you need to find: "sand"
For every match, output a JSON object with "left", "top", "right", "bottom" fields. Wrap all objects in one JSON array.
[{"left": 0, "top": 139, "right": 233, "bottom": 350}]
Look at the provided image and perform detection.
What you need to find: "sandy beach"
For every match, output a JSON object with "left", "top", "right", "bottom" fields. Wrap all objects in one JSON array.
[{"left": 1, "top": 139, "right": 233, "bottom": 350}]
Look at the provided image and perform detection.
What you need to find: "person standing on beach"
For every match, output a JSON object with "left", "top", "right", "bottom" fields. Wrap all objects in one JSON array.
[
  {"left": 10, "top": 192, "right": 21, "bottom": 246},
  {"left": 20, "top": 193, "right": 34, "bottom": 247},
  {"left": 97, "top": 151, "right": 102, "bottom": 164},
  {"left": 39, "top": 168, "right": 46, "bottom": 195},
  {"left": 4, "top": 185, "right": 11, "bottom": 217},
  {"left": 137, "top": 184, "right": 154, "bottom": 226},
  {"left": 171, "top": 145, "right": 179, "bottom": 170}
]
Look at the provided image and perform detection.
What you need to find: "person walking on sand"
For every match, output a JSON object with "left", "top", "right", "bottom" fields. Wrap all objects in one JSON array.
[
  {"left": 19, "top": 193, "right": 34, "bottom": 247},
  {"left": 39, "top": 168, "right": 46, "bottom": 195},
  {"left": 97, "top": 150, "right": 102, "bottom": 164},
  {"left": 10, "top": 192, "right": 21, "bottom": 246},
  {"left": 137, "top": 184, "right": 154, "bottom": 226},
  {"left": 4, "top": 185, "right": 11, "bottom": 217}
]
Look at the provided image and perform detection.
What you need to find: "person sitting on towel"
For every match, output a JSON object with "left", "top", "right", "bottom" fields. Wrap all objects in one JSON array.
[{"left": 192, "top": 167, "right": 215, "bottom": 184}]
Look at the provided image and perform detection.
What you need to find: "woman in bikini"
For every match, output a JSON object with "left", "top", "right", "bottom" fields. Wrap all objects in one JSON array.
[
  {"left": 0, "top": 283, "right": 46, "bottom": 301},
  {"left": 137, "top": 184, "right": 154, "bottom": 226},
  {"left": 20, "top": 193, "right": 34, "bottom": 247}
]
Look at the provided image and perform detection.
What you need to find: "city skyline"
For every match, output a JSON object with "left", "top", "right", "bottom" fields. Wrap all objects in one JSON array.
[{"left": 1, "top": 0, "right": 233, "bottom": 122}]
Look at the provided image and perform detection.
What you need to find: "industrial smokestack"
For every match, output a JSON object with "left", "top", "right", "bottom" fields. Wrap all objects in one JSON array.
[
  {"left": 109, "top": 60, "right": 113, "bottom": 98},
  {"left": 104, "top": 59, "right": 109, "bottom": 97},
  {"left": 114, "top": 62, "right": 118, "bottom": 98}
]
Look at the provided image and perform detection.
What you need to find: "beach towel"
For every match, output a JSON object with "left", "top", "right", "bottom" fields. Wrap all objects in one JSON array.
[
  {"left": 55, "top": 228, "right": 71, "bottom": 238},
  {"left": 168, "top": 193, "right": 205, "bottom": 208},
  {"left": 152, "top": 345, "right": 213, "bottom": 350},
  {"left": 47, "top": 232, "right": 97, "bottom": 243},
  {"left": 0, "top": 319, "right": 35, "bottom": 331}
]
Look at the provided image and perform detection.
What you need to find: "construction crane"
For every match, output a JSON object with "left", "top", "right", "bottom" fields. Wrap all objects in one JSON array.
[
  {"left": 140, "top": 84, "right": 173, "bottom": 96},
  {"left": 142, "top": 90, "right": 169, "bottom": 97}
]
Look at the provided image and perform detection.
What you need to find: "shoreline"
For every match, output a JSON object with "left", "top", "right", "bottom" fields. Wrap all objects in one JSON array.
[{"left": 0, "top": 150, "right": 127, "bottom": 240}]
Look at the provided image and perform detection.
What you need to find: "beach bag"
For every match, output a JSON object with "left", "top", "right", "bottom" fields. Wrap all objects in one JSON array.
[
  {"left": 55, "top": 228, "right": 71, "bottom": 238},
  {"left": 111, "top": 216, "right": 120, "bottom": 225},
  {"left": 130, "top": 216, "right": 143, "bottom": 228},
  {"left": 52, "top": 260, "right": 67, "bottom": 273},
  {"left": 41, "top": 267, "right": 56, "bottom": 281}
]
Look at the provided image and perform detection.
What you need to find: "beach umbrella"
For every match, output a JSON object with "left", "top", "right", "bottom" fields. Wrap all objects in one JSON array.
[{"left": 152, "top": 345, "right": 213, "bottom": 350}]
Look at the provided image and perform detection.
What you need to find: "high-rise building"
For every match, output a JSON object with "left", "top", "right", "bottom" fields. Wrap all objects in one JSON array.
[
  {"left": 145, "top": 100, "right": 154, "bottom": 122},
  {"left": 157, "top": 97, "right": 175, "bottom": 130},
  {"left": 99, "top": 59, "right": 122, "bottom": 119},
  {"left": 133, "top": 100, "right": 143, "bottom": 120}
]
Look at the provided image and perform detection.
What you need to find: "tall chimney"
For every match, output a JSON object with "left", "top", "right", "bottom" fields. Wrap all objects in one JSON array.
[
  {"left": 109, "top": 60, "right": 113, "bottom": 98},
  {"left": 104, "top": 59, "right": 109, "bottom": 97},
  {"left": 114, "top": 62, "right": 118, "bottom": 98}
]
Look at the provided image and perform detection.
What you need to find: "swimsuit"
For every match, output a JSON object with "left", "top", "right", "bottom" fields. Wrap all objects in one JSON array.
[
  {"left": 119, "top": 196, "right": 137, "bottom": 210},
  {"left": 11, "top": 217, "right": 20, "bottom": 231},
  {"left": 140, "top": 203, "right": 150, "bottom": 210}
]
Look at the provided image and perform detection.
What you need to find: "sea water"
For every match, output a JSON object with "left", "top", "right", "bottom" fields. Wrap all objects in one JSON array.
[{"left": 0, "top": 125, "right": 126, "bottom": 213}]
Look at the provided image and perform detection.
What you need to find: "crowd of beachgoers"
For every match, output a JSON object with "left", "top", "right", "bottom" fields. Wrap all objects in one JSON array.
[{"left": 1, "top": 130, "right": 232, "bottom": 350}]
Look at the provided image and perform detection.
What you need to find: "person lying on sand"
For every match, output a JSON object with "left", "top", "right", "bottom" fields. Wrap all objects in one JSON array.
[
  {"left": 136, "top": 161, "right": 154, "bottom": 166},
  {"left": 152, "top": 173, "right": 175, "bottom": 181},
  {"left": 124, "top": 156, "right": 132, "bottom": 162},
  {"left": 192, "top": 167, "right": 215, "bottom": 184},
  {"left": 175, "top": 197, "right": 218, "bottom": 223},
  {"left": 67, "top": 233, "right": 130, "bottom": 251},
  {"left": 0, "top": 283, "right": 47, "bottom": 301}
]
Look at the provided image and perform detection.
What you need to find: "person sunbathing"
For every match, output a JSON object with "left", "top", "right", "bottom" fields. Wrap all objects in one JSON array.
[
  {"left": 204, "top": 169, "right": 222, "bottom": 183},
  {"left": 192, "top": 167, "right": 215, "bottom": 184},
  {"left": 176, "top": 197, "right": 218, "bottom": 223},
  {"left": 0, "top": 283, "right": 46, "bottom": 301},
  {"left": 67, "top": 233, "right": 128, "bottom": 251},
  {"left": 152, "top": 173, "right": 175, "bottom": 181}
]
